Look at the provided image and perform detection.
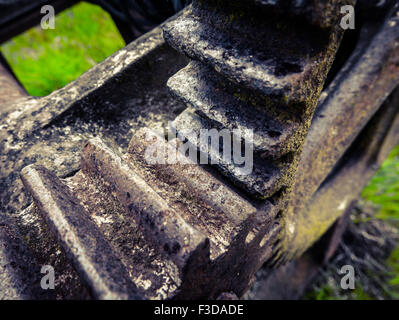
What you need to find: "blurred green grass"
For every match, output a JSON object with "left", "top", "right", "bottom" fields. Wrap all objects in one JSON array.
[
  {"left": 0, "top": 2, "right": 125, "bottom": 96},
  {"left": 1, "top": 0, "right": 398, "bottom": 300},
  {"left": 308, "top": 146, "right": 399, "bottom": 300},
  {"left": 364, "top": 146, "right": 399, "bottom": 298},
  {"left": 362, "top": 146, "right": 399, "bottom": 225},
  {"left": 309, "top": 284, "right": 373, "bottom": 300}
]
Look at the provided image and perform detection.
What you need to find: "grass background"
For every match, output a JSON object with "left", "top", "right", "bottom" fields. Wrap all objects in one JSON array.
[
  {"left": 1, "top": 2, "right": 125, "bottom": 97},
  {"left": 1, "top": 2, "right": 398, "bottom": 299}
]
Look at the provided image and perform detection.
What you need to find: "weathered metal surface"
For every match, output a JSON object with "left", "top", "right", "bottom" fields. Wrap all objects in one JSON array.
[
  {"left": 127, "top": 128, "right": 257, "bottom": 260},
  {"left": 0, "top": 26, "right": 188, "bottom": 299},
  {"left": 250, "top": 0, "right": 353, "bottom": 29},
  {"left": 0, "top": 213, "right": 52, "bottom": 300},
  {"left": 0, "top": 25, "right": 187, "bottom": 217},
  {"left": 164, "top": 1, "right": 345, "bottom": 106},
  {"left": 20, "top": 164, "right": 143, "bottom": 300},
  {"left": 163, "top": 0, "right": 353, "bottom": 272},
  {"left": 168, "top": 61, "right": 302, "bottom": 158},
  {"left": 170, "top": 108, "right": 293, "bottom": 198},
  {"left": 287, "top": 86, "right": 399, "bottom": 257},
  {"left": 248, "top": 85, "right": 399, "bottom": 300},
  {"left": 82, "top": 137, "right": 209, "bottom": 270}
]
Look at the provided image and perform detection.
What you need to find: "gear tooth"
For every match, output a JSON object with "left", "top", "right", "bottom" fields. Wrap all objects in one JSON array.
[
  {"left": 20, "top": 164, "right": 143, "bottom": 300},
  {"left": 163, "top": 0, "right": 344, "bottom": 202},
  {"left": 18, "top": 0, "right": 348, "bottom": 299},
  {"left": 167, "top": 61, "right": 302, "bottom": 158}
]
